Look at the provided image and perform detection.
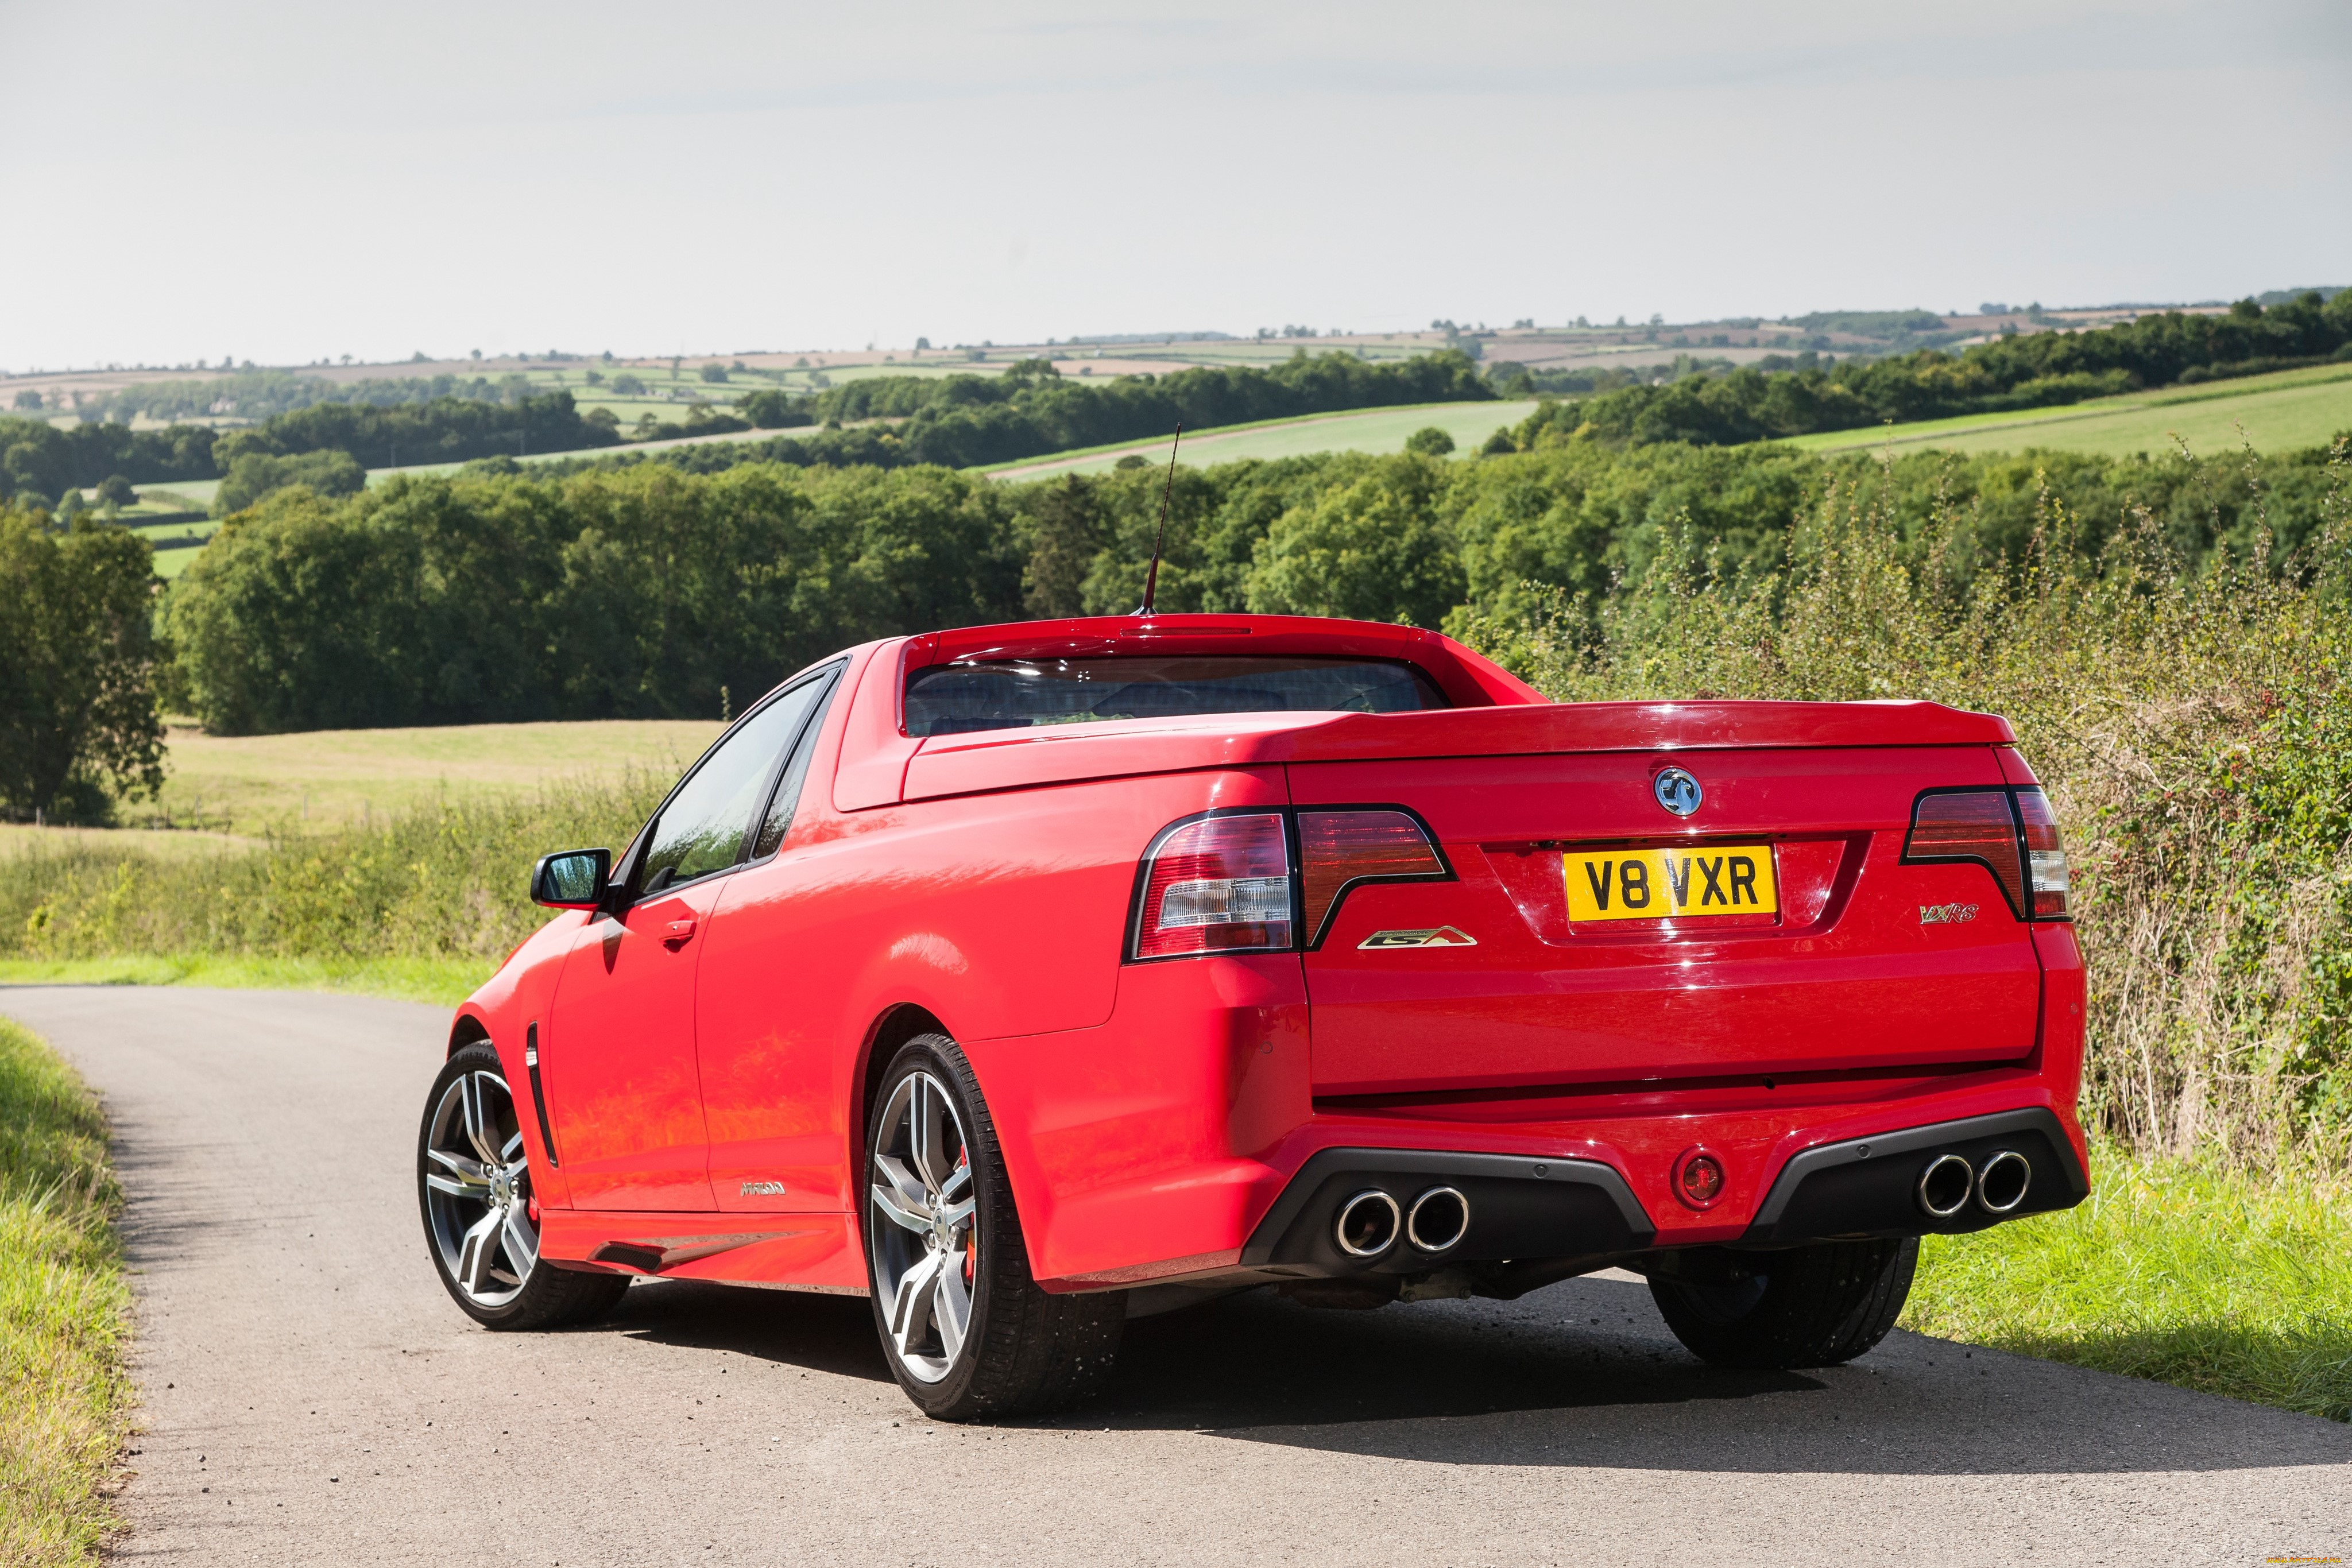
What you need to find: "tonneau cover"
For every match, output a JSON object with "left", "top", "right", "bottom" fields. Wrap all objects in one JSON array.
[{"left": 899, "top": 700, "right": 2014, "bottom": 803}]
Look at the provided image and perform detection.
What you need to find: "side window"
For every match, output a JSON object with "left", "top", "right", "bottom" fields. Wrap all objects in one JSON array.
[
  {"left": 639, "top": 677, "right": 830, "bottom": 894},
  {"left": 751, "top": 673, "right": 840, "bottom": 859}
]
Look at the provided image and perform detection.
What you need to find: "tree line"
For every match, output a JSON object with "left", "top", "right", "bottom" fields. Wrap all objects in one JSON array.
[
  {"left": 1487, "top": 292, "right": 2352, "bottom": 450},
  {"left": 146, "top": 435, "right": 2343, "bottom": 738}
]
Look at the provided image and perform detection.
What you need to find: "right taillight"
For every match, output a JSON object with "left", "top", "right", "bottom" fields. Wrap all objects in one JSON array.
[
  {"left": 2016, "top": 787, "right": 2069, "bottom": 918},
  {"left": 1900, "top": 787, "right": 2069, "bottom": 921},
  {"left": 1131, "top": 813, "right": 1294, "bottom": 959}
]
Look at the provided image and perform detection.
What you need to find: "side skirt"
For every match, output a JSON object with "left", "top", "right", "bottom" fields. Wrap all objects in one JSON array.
[{"left": 540, "top": 1208, "right": 868, "bottom": 1292}]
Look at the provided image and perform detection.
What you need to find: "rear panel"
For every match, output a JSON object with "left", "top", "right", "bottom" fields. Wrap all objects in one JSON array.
[{"left": 1290, "top": 745, "right": 2040, "bottom": 1097}]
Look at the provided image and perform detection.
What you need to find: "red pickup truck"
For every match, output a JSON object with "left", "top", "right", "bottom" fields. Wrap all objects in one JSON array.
[{"left": 417, "top": 613, "right": 2087, "bottom": 1420}]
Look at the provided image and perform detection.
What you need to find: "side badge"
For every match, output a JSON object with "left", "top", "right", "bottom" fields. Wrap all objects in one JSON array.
[{"left": 1360, "top": 926, "right": 1478, "bottom": 950}]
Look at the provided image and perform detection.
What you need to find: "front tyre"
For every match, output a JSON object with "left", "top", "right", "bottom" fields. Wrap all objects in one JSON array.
[
  {"left": 864, "top": 1034, "right": 1123, "bottom": 1420},
  {"left": 1649, "top": 1237, "right": 1917, "bottom": 1370},
  {"left": 418, "top": 1042, "right": 628, "bottom": 1331}
]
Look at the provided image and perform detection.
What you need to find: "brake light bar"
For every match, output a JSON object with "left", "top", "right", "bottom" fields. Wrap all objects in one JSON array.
[{"left": 1901, "top": 787, "right": 2069, "bottom": 921}]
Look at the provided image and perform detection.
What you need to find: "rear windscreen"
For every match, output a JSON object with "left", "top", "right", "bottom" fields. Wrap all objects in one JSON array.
[{"left": 903, "top": 656, "right": 1449, "bottom": 737}]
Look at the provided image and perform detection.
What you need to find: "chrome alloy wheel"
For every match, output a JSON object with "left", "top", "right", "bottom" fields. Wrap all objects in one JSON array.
[
  {"left": 867, "top": 1071, "right": 977, "bottom": 1384},
  {"left": 422, "top": 1067, "right": 539, "bottom": 1309}
]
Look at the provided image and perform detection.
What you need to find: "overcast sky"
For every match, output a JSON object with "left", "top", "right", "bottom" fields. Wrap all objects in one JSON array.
[{"left": 5, "top": 0, "right": 2347, "bottom": 370}]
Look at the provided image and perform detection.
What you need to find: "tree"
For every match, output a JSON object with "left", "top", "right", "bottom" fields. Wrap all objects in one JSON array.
[
  {"left": 213, "top": 448, "right": 366, "bottom": 516},
  {"left": 1245, "top": 455, "right": 1464, "bottom": 628},
  {"left": 1022, "top": 475, "right": 1104, "bottom": 617},
  {"left": 1404, "top": 425, "right": 1456, "bottom": 457},
  {"left": 11, "top": 389, "right": 41, "bottom": 411},
  {"left": 0, "top": 509, "right": 167, "bottom": 820},
  {"left": 95, "top": 474, "right": 137, "bottom": 508}
]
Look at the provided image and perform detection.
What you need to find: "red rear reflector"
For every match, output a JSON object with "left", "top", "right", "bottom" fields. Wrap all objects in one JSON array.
[
  {"left": 1298, "top": 810, "right": 1446, "bottom": 946},
  {"left": 1132, "top": 813, "right": 1293, "bottom": 959},
  {"left": 1902, "top": 789, "right": 2025, "bottom": 917},
  {"left": 2016, "top": 787, "right": 2069, "bottom": 919},
  {"left": 1675, "top": 1151, "right": 1726, "bottom": 1209}
]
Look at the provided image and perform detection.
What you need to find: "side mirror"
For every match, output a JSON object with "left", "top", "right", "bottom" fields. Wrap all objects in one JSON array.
[{"left": 530, "top": 848, "right": 612, "bottom": 910}]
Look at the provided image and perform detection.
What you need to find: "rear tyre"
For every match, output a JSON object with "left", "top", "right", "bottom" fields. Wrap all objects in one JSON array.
[
  {"left": 1649, "top": 1237, "right": 1917, "bottom": 1370},
  {"left": 864, "top": 1033, "right": 1124, "bottom": 1421},
  {"left": 419, "top": 1042, "right": 630, "bottom": 1331}
]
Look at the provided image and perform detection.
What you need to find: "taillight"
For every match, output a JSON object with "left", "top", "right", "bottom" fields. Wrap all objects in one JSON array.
[
  {"left": 1131, "top": 813, "right": 1293, "bottom": 959},
  {"left": 2016, "top": 788, "right": 2069, "bottom": 918},
  {"left": 1298, "top": 810, "right": 1447, "bottom": 946},
  {"left": 1900, "top": 787, "right": 2069, "bottom": 921}
]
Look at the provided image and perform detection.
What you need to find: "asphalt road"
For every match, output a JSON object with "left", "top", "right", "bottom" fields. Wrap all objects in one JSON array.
[{"left": 7, "top": 985, "right": 2349, "bottom": 1566}]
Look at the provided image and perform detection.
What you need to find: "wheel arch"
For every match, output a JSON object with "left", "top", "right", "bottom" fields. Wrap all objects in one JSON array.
[
  {"left": 449, "top": 1010, "right": 492, "bottom": 1058},
  {"left": 854, "top": 1004, "right": 951, "bottom": 1160}
]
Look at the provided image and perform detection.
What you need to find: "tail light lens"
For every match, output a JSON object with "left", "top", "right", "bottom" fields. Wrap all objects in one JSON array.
[
  {"left": 1298, "top": 810, "right": 1447, "bottom": 946},
  {"left": 2016, "top": 787, "right": 2069, "bottom": 918},
  {"left": 1131, "top": 813, "right": 1293, "bottom": 959},
  {"left": 1901, "top": 787, "right": 2069, "bottom": 921}
]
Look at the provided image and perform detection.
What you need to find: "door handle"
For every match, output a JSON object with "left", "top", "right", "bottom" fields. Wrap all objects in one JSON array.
[{"left": 664, "top": 916, "right": 697, "bottom": 945}]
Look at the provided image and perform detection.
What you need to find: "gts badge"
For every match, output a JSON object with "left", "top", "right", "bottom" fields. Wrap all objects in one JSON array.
[
  {"left": 1920, "top": 903, "right": 1980, "bottom": 926},
  {"left": 1360, "top": 926, "right": 1477, "bottom": 950},
  {"left": 738, "top": 1180, "right": 788, "bottom": 1197}
]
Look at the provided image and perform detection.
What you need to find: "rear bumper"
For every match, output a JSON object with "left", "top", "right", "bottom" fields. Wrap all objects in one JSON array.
[
  {"left": 968, "top": 953, "right": 2090, "bottom": 1291},
  {"left": 1230, "top": 1108, "right": 2085, "bottom": 1291}
]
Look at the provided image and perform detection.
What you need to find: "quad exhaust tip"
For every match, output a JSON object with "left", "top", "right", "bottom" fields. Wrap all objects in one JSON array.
[
  {"left": 1916, "top": 1149, "right": 2033, "bottom": 1219},
  {"left": 1975, "top": 1148, "right": 2031, "bottom": 1214},
  {"left": 1406, "top": 1186, "right": 1471, "bottom": 1253},
  {"left": 1917, "top": 1153, "right": 1975, "bottom": 1218},
  {"left": 1334, "top": 1189, "right": 1402, "bottom": 1257}
]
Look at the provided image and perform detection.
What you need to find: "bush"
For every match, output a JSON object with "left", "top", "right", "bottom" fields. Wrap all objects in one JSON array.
[
  {"left": 1404, "top": 426, "right": 1455, "bottom": 457},
  {"left": 1453, "top": 439, "right": 2352, "bottom": 1162}
]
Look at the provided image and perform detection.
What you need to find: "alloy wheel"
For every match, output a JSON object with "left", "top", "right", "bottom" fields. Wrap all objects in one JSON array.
[
  {"left": 867, "top": 1071, "right": 977, "bottom": 1383},
  {"left": 422, "top": 1066, "right": 539, "bottom": 1309}
]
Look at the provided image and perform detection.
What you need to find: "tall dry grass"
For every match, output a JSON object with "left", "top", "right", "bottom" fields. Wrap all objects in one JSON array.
[
  {"left": 1461, "top": 439, "right": 2352, "bottom": 1164},
  {"left": 0, "top": 771, "right": 667, "bottom": 973}
]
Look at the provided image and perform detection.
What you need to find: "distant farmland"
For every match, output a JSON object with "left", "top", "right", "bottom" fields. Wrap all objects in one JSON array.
[
  {"left": 985, "top": 400, "right": 1542, "bottom": 478},
  {"left": 1788, "top": 362, "right": 2352, "bottom": 459}
]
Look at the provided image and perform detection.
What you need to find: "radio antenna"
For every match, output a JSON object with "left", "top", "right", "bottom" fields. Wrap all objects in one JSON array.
[{"left": 1136, "top": 423, "right": 1182, "bottom": 617}]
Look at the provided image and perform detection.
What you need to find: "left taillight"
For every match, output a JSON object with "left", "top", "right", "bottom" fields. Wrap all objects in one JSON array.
[{"left": 1131, "top": 813, "right": 1294, "bottom": 959}]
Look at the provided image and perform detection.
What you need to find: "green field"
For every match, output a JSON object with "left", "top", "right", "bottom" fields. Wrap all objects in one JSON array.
[
  {"left": 121, "top": 717, "right": 721, "bottom": 838},
  {"left": 1789, "top": 361, "right": 2352, "bottom": 459},
  {"left": 984, "top": 400, "right": 1544, "bottom": 479}
]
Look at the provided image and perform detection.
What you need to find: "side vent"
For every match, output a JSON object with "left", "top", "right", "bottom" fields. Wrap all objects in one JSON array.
[{"left": 525, "top": 1020, "right": 559, "bottom": 1167}]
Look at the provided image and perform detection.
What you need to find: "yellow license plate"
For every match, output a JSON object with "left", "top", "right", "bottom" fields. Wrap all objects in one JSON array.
[{"left": 1563, "top": 845, "right": 1780, "bottom": 922}]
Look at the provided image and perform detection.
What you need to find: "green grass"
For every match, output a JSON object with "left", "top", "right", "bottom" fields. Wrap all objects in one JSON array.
[
  {"left": 1788, "top": 361, "right": 2352, "bottom": 459},
  {"left": 981, "top": 400, "right": 1544, "bottom": 479},
  {"left": 132, "top": 717, "right": 718, "bottom": 838},
  {"left": 1904, "top": 1155, "right": 2352, "bottom": 1420},
  {"left": 0, "top": 1017, "right": 129, "bottom": 1564},
  {"left": 0, "top": 954, "right": 491, "bottom": 1006}
]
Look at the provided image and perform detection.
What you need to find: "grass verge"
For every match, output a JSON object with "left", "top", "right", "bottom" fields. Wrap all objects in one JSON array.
[
  {"left": 0, "top": 1017, "right": 130, "bottom": 1564},
  {"left": 1904, "top": 1153, "right": 2352, "bottom": 1421},
  {"left": 0, "top": 955, "right": 493, "bottom": 1008}
]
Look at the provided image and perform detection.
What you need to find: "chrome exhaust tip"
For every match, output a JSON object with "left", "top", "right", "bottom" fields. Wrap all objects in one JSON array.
[
  {"left": 1975, "top": 1149, "right": 2032, "bottom": 1214},
  {"left": 1405, "top": 1186, "right": 1471, "bottom": 1253},
  {"left": 1917, "top": 1152, "right": 1975, "bottom": 1219},
  {"left": 1334, "top": 1189, "right": 1402, "bottom": 1257}
]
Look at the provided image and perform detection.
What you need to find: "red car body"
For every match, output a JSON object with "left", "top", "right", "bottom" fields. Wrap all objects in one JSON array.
[{"left": 448, "top": 614, "right": 2087, "bottom": 1306}]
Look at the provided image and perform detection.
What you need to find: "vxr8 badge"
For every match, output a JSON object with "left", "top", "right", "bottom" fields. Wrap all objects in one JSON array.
[{"left": 1919, "top": 903, "right": 1979, "bottom": 926}]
